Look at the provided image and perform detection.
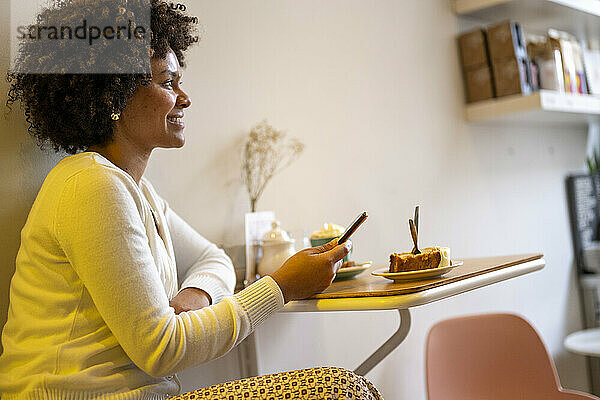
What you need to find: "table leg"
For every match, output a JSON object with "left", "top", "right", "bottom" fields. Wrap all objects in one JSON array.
[
  {"left": 238, "top": 332, "right": 259, "bottom": 378},
  {"left": 354, "top": 308, "right": 411, "bottom": 376}
]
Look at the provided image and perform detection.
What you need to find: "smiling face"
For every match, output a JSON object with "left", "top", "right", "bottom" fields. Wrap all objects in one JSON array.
[{"left": 116, "top": 48, "right": 191, "bottom": 152}]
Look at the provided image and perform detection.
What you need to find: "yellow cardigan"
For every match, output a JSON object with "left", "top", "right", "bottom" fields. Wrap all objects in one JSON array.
[{"left": 0, "top": 152, "right": 283, "bottom": 399}]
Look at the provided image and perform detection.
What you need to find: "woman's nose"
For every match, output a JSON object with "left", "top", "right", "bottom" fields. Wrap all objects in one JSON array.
[{"left": 177, "top": 90, "right": 191, "bottom": 109}]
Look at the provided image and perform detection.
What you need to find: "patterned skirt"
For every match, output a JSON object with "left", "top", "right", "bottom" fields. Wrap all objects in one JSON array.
[{"left": 168, "top": 367, "right": 383, "bottom": 400}]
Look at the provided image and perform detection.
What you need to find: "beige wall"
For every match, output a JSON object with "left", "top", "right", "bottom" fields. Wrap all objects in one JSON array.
[
  {"left": 0, "top": 0, "right": 592, "bottom": 398},
  {"left": 0, "top": 1, "right": 65, "bottom": 355}
]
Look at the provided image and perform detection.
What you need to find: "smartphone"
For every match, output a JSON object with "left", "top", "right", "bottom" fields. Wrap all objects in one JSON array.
[{"left": 337, "top": 212, "right": 368, "bottom": 245}]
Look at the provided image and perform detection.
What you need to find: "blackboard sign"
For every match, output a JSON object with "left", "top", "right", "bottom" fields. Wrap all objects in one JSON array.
[{"left": 566, "top": 173, "right": 600, "bottom": 274}]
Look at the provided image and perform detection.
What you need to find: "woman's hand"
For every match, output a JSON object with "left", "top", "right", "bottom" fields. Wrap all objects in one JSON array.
[
  {"left": 270, "top": 239, "right": 351, "bottom": 303},
  {"left": 169, "top": 287, "right": 212, "bottom": 314}
]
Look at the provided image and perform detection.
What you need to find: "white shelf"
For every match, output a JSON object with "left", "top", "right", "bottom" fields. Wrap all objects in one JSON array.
[
  {"left": 465, "top": 90, "right": 600, "bottom": 126},
  {"left": 453, "top": 0, "right": 600, "bottom": 38},
  {"left": 454, "top": 0, "right": 600, "bottom": 16}
]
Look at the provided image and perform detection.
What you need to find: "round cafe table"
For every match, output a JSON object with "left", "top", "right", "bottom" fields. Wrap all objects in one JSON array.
[{"left": 564, "top": 328, "right": 600, "bottom": 357}]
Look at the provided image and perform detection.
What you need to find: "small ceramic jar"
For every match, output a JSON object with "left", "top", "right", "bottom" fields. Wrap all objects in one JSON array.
[{"left": 257, "top": 221, "right": 296, "bottom": 277}]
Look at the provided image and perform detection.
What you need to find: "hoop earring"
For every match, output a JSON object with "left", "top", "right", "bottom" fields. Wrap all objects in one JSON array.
[{"left": 111, "top": 112, "right": 120, "bottom": 121}]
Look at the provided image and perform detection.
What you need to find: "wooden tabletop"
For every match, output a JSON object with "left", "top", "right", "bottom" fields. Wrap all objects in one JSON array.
[{"left": 310, "top": 253, "right": 544, "bottom": 299}]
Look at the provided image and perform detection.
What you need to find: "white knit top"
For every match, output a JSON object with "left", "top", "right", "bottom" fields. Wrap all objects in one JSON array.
[{"left": 0, "top": 151, "right": 284, "bottom": 399}]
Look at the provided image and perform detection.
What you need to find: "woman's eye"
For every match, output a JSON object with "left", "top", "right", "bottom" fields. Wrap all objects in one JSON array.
[{"left": 162, "top": 80, "right": 174, "bottom": 88}]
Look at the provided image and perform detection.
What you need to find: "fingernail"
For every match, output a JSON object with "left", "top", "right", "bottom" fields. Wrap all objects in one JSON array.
[{"left": 345, "top": 241, "right": 352, "bottom": 251}]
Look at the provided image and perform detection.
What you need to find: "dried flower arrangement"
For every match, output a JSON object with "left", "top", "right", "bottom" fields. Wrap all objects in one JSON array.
[{"left": 241, "top": 119, "right": 305, "bottom": 212}]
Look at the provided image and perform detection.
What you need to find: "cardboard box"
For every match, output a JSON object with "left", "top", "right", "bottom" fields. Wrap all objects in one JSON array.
[
  {"left": 487, "top": 21, "right": 527, "bottom": 62},
  {"left": 492, "top": 57, "right": 532, "bottom": 97},
  {"left": 465, "top": 65, "right": 495, "bottom": 103},
  {"left": 458, "top": 29, "right": 489, "bottom": 70}
]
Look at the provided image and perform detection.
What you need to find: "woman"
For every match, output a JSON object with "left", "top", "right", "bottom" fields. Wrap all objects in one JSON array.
[{"left": 0, "top": 1, "right": 383, "bottom": 399}]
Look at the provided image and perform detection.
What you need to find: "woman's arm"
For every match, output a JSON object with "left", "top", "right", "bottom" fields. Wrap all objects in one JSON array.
[
  {"left": 55, "top": 166, "right": 283, "bottom": 377},
  {"left": 156, "top": 192, "right": 235, "bottom": 306},
  {"left": 145, "top": 179, "right": 236, "bottom": 312}
]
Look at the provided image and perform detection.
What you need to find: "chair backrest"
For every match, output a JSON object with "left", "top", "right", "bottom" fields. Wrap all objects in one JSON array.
[{"left": 426, "top": 313, "right": 598, "bottom": 400}]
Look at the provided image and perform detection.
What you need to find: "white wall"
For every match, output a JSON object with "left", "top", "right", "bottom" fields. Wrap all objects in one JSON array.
[{"left": 0, "top": 0, "right": 592, "bottom": 398}]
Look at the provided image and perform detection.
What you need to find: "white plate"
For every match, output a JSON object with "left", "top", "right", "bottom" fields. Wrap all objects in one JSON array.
[
  {"left": 371, "top": 260, "right": 464, "bottom": 282},
  {"left": 334, "top": 262, "right": 372, "bottom": 281}
]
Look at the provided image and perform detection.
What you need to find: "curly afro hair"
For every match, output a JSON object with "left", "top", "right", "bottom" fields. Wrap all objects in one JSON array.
[{"left": 6, "top": 0, "right": 199, "bottom": 154}]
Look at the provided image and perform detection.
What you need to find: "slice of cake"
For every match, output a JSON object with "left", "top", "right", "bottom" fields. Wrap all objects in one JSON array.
[{"left": 389, "top": 247, "right": 451, "bottom": 273}]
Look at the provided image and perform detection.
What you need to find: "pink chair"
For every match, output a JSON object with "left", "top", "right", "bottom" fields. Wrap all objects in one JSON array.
[{"left": 426, "top": 313, "right": 599, "bottom": 400}]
